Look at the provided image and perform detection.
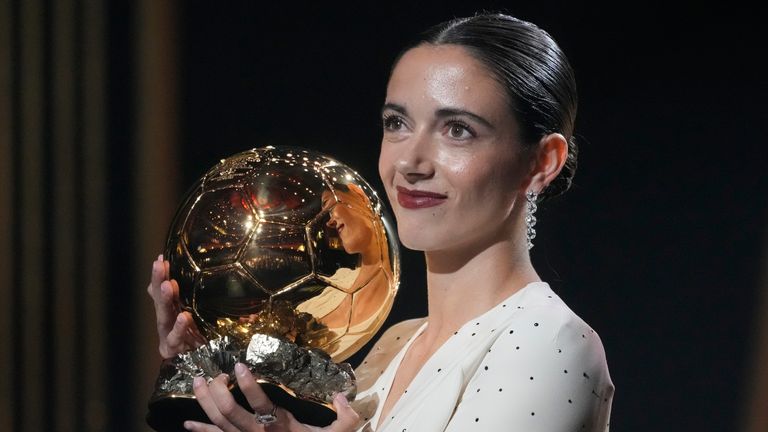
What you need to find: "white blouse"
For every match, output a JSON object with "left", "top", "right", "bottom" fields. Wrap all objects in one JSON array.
[{"left": 351, "top": 282, "right": 614, "bottom": 431}]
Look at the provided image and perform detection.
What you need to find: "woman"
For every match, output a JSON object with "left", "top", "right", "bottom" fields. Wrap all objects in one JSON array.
[
  {"left": 315, "top": 185, "right": 394, "bottom": 335},
  {"left": 148, "top": 13, "right": 614, "bottom": 431}
]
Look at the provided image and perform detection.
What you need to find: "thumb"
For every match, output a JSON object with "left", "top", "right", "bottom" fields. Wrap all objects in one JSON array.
[{"left": 325, "top": 393, "right": 359, "bottom": 432}]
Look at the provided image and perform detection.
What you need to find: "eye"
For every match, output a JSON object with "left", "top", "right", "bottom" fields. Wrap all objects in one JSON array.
[
  {"left": 447, "top": 121, "right": 475, "bottom": 140},
  {"left": 382, "top": 114, "right": 406, "bottom": 132}
]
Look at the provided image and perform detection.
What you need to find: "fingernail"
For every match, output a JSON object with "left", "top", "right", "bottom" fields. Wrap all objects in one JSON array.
[
  {"left": 235, "top": 362, "right": 248, "bottom": 377},
  {"left": 176, "top": 314, "right": 185, "bottom": 324},
  {"left": 183, "top": 420, "right": 196, "bottom": 430},
  {"left": 193, "top": 377, "right": 204, "bottom": 388},
  {"left": 335, "top": 393, "right": 350, "bottom": 407},
  {"left": 158, "top": 254, "right": 163, "bottom": 261}
]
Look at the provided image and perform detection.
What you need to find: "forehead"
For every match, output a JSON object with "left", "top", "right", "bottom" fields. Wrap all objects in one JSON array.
[
  {"left": 321, "top": 187, "right": 370, "bottom": 209},
  {"left": 386, "top": 44, "right": 508, "bottom": 113}
]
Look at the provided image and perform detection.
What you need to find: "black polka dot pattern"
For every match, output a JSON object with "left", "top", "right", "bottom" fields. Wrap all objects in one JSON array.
[{"left": 355, "top": 282, "right": 613, "bottom": 431}]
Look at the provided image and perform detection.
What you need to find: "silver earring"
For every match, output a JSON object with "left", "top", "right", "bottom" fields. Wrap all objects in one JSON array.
[{"left": 525, "top": 191, "right": 538, "bottom": 250}]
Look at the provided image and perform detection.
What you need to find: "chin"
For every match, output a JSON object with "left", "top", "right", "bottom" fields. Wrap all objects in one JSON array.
[{"left": 396, "top": 226, "right": 441, "bottom": 252}]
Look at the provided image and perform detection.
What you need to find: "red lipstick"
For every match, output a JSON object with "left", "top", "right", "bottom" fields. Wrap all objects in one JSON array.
[{"left": 396, "top": 186, "right": 447, "bottom": 209}]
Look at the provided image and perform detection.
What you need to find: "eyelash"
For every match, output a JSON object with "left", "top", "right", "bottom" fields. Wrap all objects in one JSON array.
[
  {"left": 382, "top": 114, "right": 405, "bottom": 131},
  {"left": 381, "top": 114, "right": 477, "bottom": 138},
  {"left": 445, "top": 118, "right": 476, "bottom": 138}
]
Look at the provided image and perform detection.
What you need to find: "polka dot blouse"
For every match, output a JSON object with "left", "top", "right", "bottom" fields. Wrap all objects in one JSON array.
[{"left": 351, "top": 282, "right": 614, "bottom": 431}]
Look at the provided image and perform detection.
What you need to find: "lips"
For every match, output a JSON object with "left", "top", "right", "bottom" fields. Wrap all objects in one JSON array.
[{"left": 396, "top": 186, "right": 447, "bottom": 209}]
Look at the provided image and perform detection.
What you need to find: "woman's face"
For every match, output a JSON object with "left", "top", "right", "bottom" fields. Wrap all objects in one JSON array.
[
  {"left": 322, "top": 189, "right": 375, "bottom": 255},
  {"left": 378, "top": 44, "right": 531, "bottom": 252}
]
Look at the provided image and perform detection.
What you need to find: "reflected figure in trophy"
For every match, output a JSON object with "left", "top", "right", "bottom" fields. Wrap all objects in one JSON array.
[{"left": 298, "top": 184, "right": 393, "bottom": 350}]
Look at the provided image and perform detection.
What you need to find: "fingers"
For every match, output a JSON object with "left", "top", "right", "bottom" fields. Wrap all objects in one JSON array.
[
  {"left": 148, "top": 255, "right": 206, "bottom": 358},
  {"left": 234, "top": 363, "right": 273, "bottom": 415},
  {"left": 324, "top": 393, "right": 359, "bottom": 432},
  {"left": 147, "top": 255, "right": 167, "bottom": 303},
  {"left": 193, "top": 373, "right": 285, "bottom": 432},
  {"left": 163, "top": 257, "right": 170, "bottom": 280},
  {"left": 162, "top": 312, "right": 191, "bottom": 354},
  {"left": 236, "top": 361, "right": 358, "bottom": 432},
  {"left": 234, "top": 363, "right": 306, "bottom": 431},
  {"left": 161, "top": 310, "right": 206, "bottom": 357},
  {"left": 193, "top": 375, "right": 243, "bottom": 432},
  {"left": 209, "top": 373, "right": 263, "bottom": 432},
  {"left": 155, "top": 281, "right": 178, "bottom": 329},
  {"left": 191, "top": 367, "right": 357, "bottom": 432},
  {"left": 182, "top": 420, "right": 224, "bottom": 432},
  {"left": 150, "top": 254, "right": 167, "bottom": 291},
  {"left": 149, "top": 255, "right": 178, "bottom": 337}
]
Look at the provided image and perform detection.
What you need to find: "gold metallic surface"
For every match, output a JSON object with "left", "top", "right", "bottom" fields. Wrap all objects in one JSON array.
[
  {"left": 148, "top": 146, "right": 399, "bottom": 430},
  {"left": 166, "top": 146, "right": 399, "bottom": 361}
]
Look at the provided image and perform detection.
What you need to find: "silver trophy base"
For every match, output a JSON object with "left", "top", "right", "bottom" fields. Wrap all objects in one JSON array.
[{"left": 146, "top": 334, "right": 356, "bottom": 432}]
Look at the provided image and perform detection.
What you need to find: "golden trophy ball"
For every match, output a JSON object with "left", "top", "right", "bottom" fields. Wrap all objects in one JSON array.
[{"left": 147, "top": 146, "right": 399, "bottom": 431}]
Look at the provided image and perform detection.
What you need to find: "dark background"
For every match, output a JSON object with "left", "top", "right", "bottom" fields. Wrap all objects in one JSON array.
[
  {"left": 6, "top": 1, "right": 763, "bottom": 431},
  {"left": 137, "top": 2, "right": 767, "bottom": 431}
]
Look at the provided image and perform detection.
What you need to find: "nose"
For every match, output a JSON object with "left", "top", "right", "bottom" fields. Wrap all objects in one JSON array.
[
  {"left": 326, "top": 217, "right": 337, "bottom": 228},
  {"left": 395, "top": 130, "right": 434, "bottom": 184},
  {"left": 326, "top": 207, "right": 339, "bottom": 228}
]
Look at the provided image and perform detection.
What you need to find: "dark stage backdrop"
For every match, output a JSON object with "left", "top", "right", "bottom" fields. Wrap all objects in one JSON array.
[
  {"left": 1, "top": 1, "right": 766, "bottom": 431},
  {"left": 174, "top": 4, "right": 768, "bottom": 430}
]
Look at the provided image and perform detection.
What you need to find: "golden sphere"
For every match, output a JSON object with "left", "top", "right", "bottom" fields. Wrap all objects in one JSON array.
[{"left": 165, "top": 146, "right": 399, "bottom": 361}]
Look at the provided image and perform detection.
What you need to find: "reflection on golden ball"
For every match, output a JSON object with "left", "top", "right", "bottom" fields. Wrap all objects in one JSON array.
[{"left": 165, "top": 146, "right": 399, "bottom": 361}]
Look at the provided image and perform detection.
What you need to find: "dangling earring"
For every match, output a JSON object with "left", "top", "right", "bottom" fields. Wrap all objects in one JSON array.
[{"left": 525, "top": 191, "right": 538, "bottom": 250}]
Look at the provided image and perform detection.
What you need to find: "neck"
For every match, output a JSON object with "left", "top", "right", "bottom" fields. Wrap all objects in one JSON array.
[{"left": 420, "top": 235, "right": 539, "bottom": 343}]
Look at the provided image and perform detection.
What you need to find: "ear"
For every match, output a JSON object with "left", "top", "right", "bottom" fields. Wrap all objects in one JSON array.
[{"left": 526, "top": 133, "right": 568, "bottom": 193}]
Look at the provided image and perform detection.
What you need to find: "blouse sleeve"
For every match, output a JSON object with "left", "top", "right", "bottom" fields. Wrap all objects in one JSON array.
[{"left": 444, "top": 305, "right": 614, "bottom": 432}]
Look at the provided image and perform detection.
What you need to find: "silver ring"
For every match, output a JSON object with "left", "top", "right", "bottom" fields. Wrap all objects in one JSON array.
[{"left": 254, "top": 404, "right": 278, "bottom": 426}]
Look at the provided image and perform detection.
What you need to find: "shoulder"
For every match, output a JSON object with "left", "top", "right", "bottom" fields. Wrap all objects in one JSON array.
[
  {"left": 446, "top": 288, "right": 614, "bottom": 431},
  {"left": 494, "top": 290, "right": 610, "bottom": 378}
]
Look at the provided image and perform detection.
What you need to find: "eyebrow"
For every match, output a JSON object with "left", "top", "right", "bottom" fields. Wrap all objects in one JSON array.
[
  {"left": 381, "top": 103, "right": 495, "bottom": 130},
  {"left": 436, "top": 108, "right": 495, "bottom": 130},
  {"left": 381, "top": 103, "right": 408, "bottom": 116}
]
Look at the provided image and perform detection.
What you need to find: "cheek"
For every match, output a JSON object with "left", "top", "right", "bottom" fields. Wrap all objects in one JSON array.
[
  {"left": 378, "top": 142, "right": 397, "bottom": 190},
  {"left": 445, "top": 150, "right": 520, "bottom": 202},
  {"left": 435, "top": 147, "right": 483, "bottom": 190},
  {"left": 377, "top": 144, "right": 388, "bottom": 182}
]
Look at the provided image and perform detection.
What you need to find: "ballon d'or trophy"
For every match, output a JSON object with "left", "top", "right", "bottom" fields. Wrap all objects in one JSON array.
[{"left": 146, "top": 146, "right": 399, "bottom": 431}]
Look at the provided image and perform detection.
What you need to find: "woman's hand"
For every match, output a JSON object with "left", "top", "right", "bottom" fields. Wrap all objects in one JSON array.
[
  {"left": 147, "top": 254, "right": 206, "bottom": 359},
  {"left": 184, "top": 363, "right": 360, "bottom": 432}
]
